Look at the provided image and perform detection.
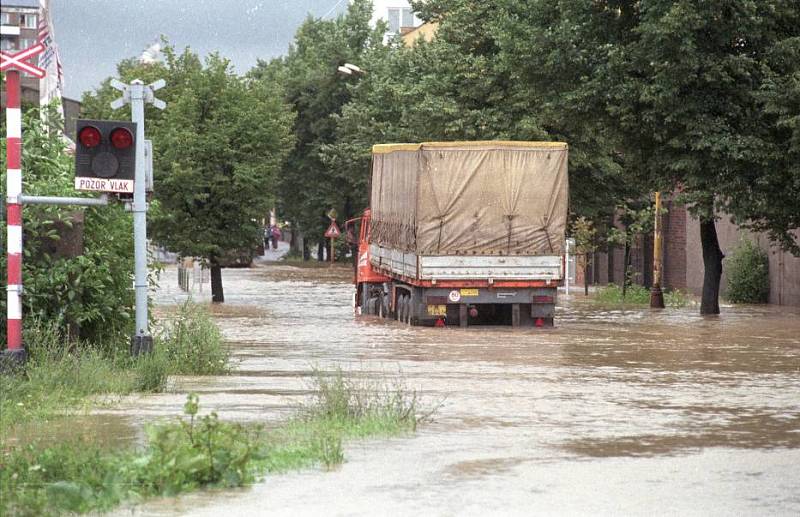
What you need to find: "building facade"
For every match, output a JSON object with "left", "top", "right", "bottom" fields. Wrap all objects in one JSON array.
[{"left": 364, "top": 1, "right": 423, "bottom": 38}]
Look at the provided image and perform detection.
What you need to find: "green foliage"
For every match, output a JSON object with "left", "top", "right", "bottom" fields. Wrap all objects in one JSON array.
[
  {"left": 83, "top": 44, "right": 294, "bottom": 300},
  {"left": 251, "top": 0, "right": 385, "bottom": 243},
  {"left": 593, "top": 284, "right": 691, "bottom": 308},
  {"left": 725, "top": 239, "right": 770, "bottom": 303},
  {"left": 134, "top": 393, "right": 265, "bottom": 495},
  {"left": 0, "top": 107, "right": 135, "bottom": 344},
  {"left": 2, "top": 372, "right": 425, "bottom": 515},
  {"left": 157, "top": 301, "right": 230, "bottom": 375}
]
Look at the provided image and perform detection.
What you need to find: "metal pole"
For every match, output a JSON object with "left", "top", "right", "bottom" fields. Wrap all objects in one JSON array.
[
  {"left": 650, "top": 191, "right": 665, "bottom": 308},
  {"left": 564, "top": 238, "right": 570, "bottom": 296},
  {"left": 129, "top": 80, "right": 152, "bottom": 353},
  {"left": 330, "top": 237, "right": 335, "bottom": 264},
  {"left": 4, "top": 70, "right": 25, "bottom": 362},
  {"left": 20, "top": 194, "right": 109, "bottom": 206}
]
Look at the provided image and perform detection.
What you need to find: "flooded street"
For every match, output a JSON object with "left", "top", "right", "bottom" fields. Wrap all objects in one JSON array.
[{"left": 110, "top": 262, "right": 800, "bottom": 516}]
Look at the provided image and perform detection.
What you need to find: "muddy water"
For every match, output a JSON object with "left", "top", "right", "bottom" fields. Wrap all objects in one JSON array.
[{"left": 114, "top": 263, "right": 799, "bottom": 516}]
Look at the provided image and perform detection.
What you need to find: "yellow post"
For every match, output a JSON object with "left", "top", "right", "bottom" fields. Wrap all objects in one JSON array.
[{"left": 650, "top": 191, "right": 665, "bottom": 308}]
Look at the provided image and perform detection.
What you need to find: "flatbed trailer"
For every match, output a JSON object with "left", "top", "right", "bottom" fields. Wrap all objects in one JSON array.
[{"left": 348, "top": 141, "right": 568, "bottom": 327}]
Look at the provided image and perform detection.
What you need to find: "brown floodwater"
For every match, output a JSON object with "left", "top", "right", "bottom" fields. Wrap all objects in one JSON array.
[{"left": 97, "top": 263, "right": 798, "bottom": 515}]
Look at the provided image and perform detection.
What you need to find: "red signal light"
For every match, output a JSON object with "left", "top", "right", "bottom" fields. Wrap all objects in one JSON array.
[
  {"left": 110, "top": 127, "right": 134, "bottom": 149},
  {"left": 78, "top": 126, "right": 101, "bottom": 148}
]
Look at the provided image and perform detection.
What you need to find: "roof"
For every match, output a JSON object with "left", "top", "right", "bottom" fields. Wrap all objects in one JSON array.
[
  {"left": 372, "top": 141, "right": 568, "bottom": 154},
  {"left": 1, "top": 0, "right": 40, "bottom": 9}
]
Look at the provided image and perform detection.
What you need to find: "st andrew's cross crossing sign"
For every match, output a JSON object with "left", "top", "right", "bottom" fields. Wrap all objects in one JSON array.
[
  {"left": 0, "top": 44, "right": 46, "bottom": 78},
  {"left": 324, "top": 221, "right": 341, "bottom": 239}
]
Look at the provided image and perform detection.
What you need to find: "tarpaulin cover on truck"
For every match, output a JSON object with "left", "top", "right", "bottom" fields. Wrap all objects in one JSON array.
[{"left": 370, "top": 141, "right": 569, "bottom": 256}]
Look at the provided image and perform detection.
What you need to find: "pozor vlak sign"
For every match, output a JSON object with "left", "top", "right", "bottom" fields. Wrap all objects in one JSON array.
[{"left": 74, "top": 119, "right": 137, "bottom": 194}]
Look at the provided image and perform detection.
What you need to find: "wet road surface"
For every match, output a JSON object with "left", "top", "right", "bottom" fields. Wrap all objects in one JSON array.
[{"left": 105, "top": 262, "right": 799, "bottom": 516}]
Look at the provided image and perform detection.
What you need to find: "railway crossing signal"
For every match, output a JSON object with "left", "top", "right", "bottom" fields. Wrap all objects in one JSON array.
[{"left": 74, "top": 119, "right": 137, "bottom": 194}]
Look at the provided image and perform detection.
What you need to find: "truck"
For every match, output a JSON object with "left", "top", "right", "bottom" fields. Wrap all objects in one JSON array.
[{"left": 345, "top": 141, "right": 569, "bottom": 327}]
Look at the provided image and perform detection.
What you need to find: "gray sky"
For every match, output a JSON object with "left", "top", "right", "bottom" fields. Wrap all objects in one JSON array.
[{"left": 51, "top": 0, "right": 349, "bottom": 99}]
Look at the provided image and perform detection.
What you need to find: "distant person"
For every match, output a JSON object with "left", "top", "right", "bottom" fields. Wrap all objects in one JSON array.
[
  {"left": 271, "top": 225, "right": 282, "bottom": 249},
  {"left": 264, "top": 226, "right": 272, "bottom": 251}
]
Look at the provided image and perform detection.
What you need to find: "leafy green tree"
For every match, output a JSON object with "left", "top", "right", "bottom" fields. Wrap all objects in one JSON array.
[
  {"left": 84, "top": 46, "right": 294, "bottom": 302},
  {"left": 495, "top": 0, "right": 800, "bottom": 314},
  {"left": 251, "top": 0, "right": 384, "bottom": 259},
  {"left": 152, "top": 53, "right": 294, "bottom": 302},
  {"left": 325, "top": 0, "right": 628, "bottom": 233}
]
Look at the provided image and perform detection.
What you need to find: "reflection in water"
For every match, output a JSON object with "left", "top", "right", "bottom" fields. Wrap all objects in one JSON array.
[{"left": 82, "top": 264, "right": 800, "bottom": 514}]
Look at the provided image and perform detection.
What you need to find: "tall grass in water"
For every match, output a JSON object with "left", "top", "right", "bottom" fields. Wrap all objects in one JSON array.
[
  {"left": 157, "top": 300, "right": 230, "bottom": 375},
  {"left": 1, "top": 302, "right": 228, "bottom": 435},
  {"left": 1, "top": 370, "right": 428, "bottom": 515},
  {"left": 593, "top": 284, "right": 692, "bottom": 308}
]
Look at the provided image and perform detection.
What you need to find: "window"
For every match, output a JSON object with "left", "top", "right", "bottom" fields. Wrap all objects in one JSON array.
[
  {"left": 1, "top": 13, "right": 11, "bottom": 25},
  {"left": 22, "top": 14, "right": 38, "bottom": 29},
  {"left": 20, "top": 38, "right": 36, "bottom": 49},
  {"left": 387, "top": 8, "right": 400, "bottom": 34},
  {"left": 401, "top": 8, "right": 414, "bottom": 28},
  {"left": 0, "top": 38, "right": 16, "bottom": 51},
  {"left": 387, "top": 7, "right": 416, "bottom": 33}
]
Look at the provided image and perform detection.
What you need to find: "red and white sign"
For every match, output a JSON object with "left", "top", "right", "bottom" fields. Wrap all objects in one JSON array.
[
  {"left": 75, "top": 177, "right": 134, "bottom": 193},
  {"left": 0, "top": 44, "right": 46, "bottom": 78},
  {"left": 324, "top": 221, "right": 341, "bottom": 239}
]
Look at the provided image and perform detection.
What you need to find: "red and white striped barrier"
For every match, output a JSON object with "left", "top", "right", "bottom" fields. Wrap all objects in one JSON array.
[
  {"left": 5, "top": 71, "right": 23, "bottom": 351},
  {"left": 2, "top": 45, "right": 45, "bottom": 355}
]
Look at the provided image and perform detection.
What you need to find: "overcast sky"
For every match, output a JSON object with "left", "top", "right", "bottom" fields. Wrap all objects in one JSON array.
[{"left": 51, "top": 0, "right": 349, "bottom": 99}]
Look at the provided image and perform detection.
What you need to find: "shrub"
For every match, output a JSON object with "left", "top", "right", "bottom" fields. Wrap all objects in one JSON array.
[
  {"left": 725, "top": 239, "right": 770, "bottom": 303},
  {"left": 158, "top": 300, "right": 230, "bottom": 375},
  {"left": 593, "top": 283, "right": 651, "bottom": 305}
]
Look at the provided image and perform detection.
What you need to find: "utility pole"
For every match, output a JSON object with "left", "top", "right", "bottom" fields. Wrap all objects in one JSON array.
[
  {"left": 650, "top": 192, "right": 666, "bottom": 308},
  {"left": 111, "top": 79, "right": 166, "bottom": 354}
]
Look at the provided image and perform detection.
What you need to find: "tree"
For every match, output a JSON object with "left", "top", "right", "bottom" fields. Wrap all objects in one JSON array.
[
  {"left": 83, "top": 46, "right": 294, "bottom": 302},
  {"left": 151, "top": 52, "right": 294, "bottom": 302},
  {"left": 570, "top": 217, "right": 598, "bottom": 296},
  {"left": 250, "top": 0, "right": 384, "bottom": 260},
  {"left": 495, "top": 0, "right": 800, "bottom": 314}
]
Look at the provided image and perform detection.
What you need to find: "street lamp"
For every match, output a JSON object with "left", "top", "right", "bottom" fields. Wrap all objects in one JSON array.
[{"left": 337, "top": 63, "right": 366, "bottom": 77}]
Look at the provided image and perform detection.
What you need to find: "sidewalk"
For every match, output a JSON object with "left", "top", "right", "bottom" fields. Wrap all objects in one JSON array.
[{"left": 257, "top": 240, "right": 291, "bottom": 262}]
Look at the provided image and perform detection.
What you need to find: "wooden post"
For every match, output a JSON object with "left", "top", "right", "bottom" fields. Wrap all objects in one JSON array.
[{"left": 650, "top": 191, "right": 665, "bottom": 308}]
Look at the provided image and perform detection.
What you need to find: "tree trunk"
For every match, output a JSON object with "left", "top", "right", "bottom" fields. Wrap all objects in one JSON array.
[
  {"left": 584, "top": 253, "right": 590, "bottom": 296},
  {"left": 303, "top": 240, "right": 310, "bottom": 261},
  {"left": 700, "top": 218, "right": 724, "bottom": 315},
  {"left": 622, "top": 242, "right": 631, "bottom": 296},
  {"left": 210, "top": 263, "right": 224, "bottom": 303},
  {"left": 317, "top": 241, "right": 324, "bottom": 261}
]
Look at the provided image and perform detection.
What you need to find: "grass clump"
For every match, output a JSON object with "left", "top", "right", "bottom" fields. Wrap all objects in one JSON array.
[
  {"left": 1, "top": 370, "right": 425, "bottom": 515},
  {"left": 725, "top": 238, "right": 770, "bottom": 303},
  {"left": 593, "top": 284, "right": 691, "bottom": 308},
  {"left": 157, "top": 300, "right": 230, "bottom": 375}
]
